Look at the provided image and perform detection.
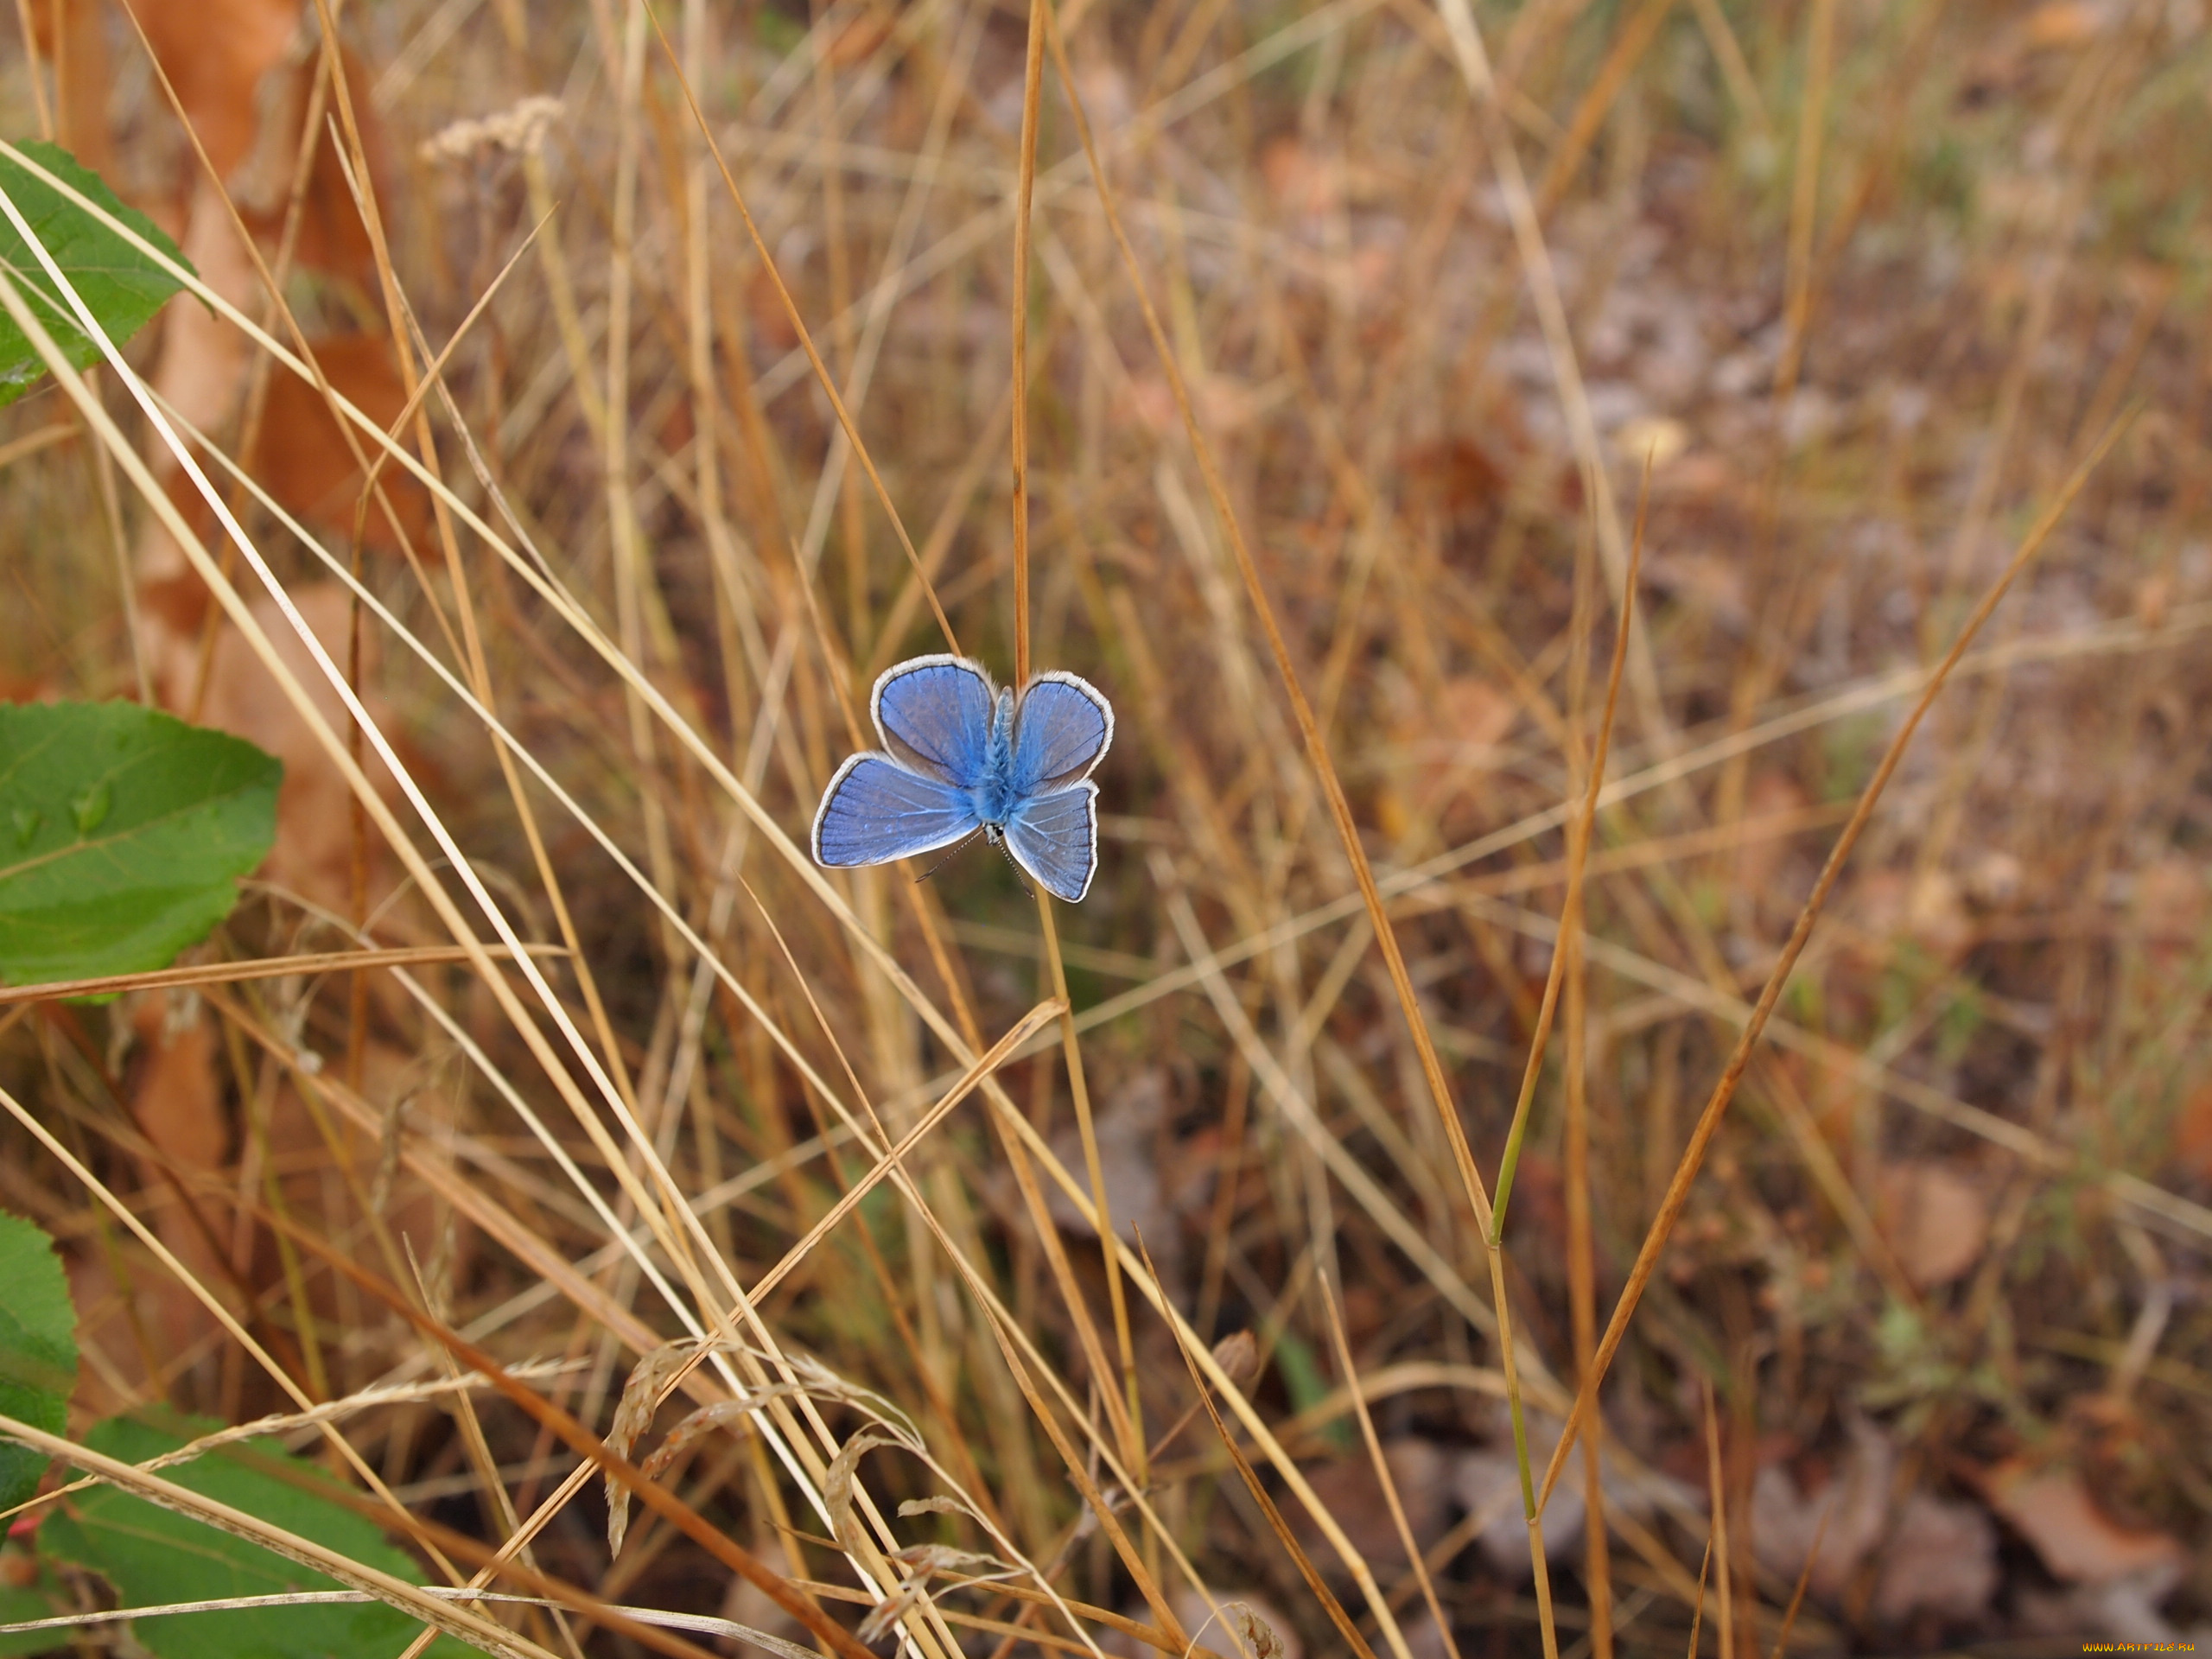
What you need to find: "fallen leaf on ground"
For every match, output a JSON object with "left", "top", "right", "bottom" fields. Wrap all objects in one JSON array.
[
  {"left": 239, "top": 334, "right": 432, "bottom": 554},
  {"left": 719, "top": 1531, "right": 804, "bottom": 1657},
  {"left": 1455, "top": 1443, "right": 1584, "bottom": 1577},
  {"left": 2133, "top": 855, "right": 2208, "bottom": 966},
  {"left": 825, "top": 6, "right": 893, "bottom": 67},
  {"left": 66, "top": 1237, "right": 222, "bottom": 1415},
  {"left": 1261, "top": 137, "right": 1343, "bottom": 219},
  {"left": 2023, "top": 2, "right": 2107, "bottom": 49},
  {"left": 1749, "top": 1414, "right": 1891, "bottom": 1598},
  {"left": 1752, "top": 1420, "right": 1999, "bottom": 1624},
  {"left": 133, "top": 0, "right": 304, "bottom": 181},
  {"left": 1736, "top": 770, "right": 1812, "bottom": 902},
  {"left": 1289, "top": 1439, "right": 1449, "bottom": 1574},
  {"left": 1981, "top": 1459, "right": 2184, "bottom": 1585},
  {"left": 1046, "top": 1072, "right": 1170, "bottom": 1263},
  {"left": 1871, "top": 1491, "right": 1999, "bottom": 1624},
  {"left": 1874, "top": 1161, "right": 1990, "bottom": 1290},
  {"left": 1402, "top": 438, "right": 1505, "bottom": 524},
  {"left": 1172, "top": 1589, "right": 1302, "bottom": 1659},
  {"left": 2018, "top": 1573, "right": 2186, "bottom": 1643},
  {"left": 175, "top": 581, "right": 397, "bottom": 916},
  {"left": 125, "top": 994, "right": 228, "bottom": 1173},
  {"left": 2172, "top": 1080, "right": 2212, "bottom": 1182}
]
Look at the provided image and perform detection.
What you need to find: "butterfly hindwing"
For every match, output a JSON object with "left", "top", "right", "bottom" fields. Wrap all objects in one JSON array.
[
  {"left": 1003, "top": 781, "right": 1100, "bottom": 903},
  {"left": 812, "top": 754, "right": 981, "bottom": 868},
  {"left": 1009, "top": 672, "right": 1113, "bottom": 795},
  {"left": 873, "top": 655, "right": 997, "bottom": 787}
]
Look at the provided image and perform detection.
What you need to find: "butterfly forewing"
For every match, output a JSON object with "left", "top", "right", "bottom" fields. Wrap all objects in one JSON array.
[
  {"left": 1009, "top": 672, "right": 1113, "bottom": 795},
  {"left": 873, "top": 655, "right": 997, "bottom": 787},
  {"left": 1003, "top": 781, "right": 1101, "bottom": 903},
  {"left": 813, "top": 754, "right": 981, "bottom": 868}
]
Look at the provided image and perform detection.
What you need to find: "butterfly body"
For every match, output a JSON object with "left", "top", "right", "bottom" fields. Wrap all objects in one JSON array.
[
  {"left": 811, "top": 655, "right": 1113, "bottom": 902},
  {"left": 963, "top": 688, "right": 1023, "bottom": 840}
]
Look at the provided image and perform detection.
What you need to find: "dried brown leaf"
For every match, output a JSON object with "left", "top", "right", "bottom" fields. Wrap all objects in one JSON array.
[
  {"left": 1227, "top": 1601, "right": 1290, "bottom": 1659},
  {"left": 1211, "top": 1329, "right": 1258, "bottom": 1388},
  {"left": 637, "top": 1390, "right": 795, "bottom": 1482},
  {"left": 1874, "top": 1160, "right": 1991, "bottom": 1291},
  {"left": 824, "top": 1431, "right": 895, "bottom": 1558},
  {"left": 133, "top": 0, "right": 303, "bottom": 181},
  {"left": 855, "top": 1581, "right": 928, "bottom": 1646},
  {"left": 1454, "top": 1446, "right": 1584, "bottom": 1578},
  {"left": 2172, "top": 1080, "right": 2212, "bottom": 1182},
  {"left": 896, "top": 1496, "right": 967, "bottom": 1519},
  {"left": 1982, "top": 1459, "right": 2184, "bottom": 1586},
  {"left": 1290, "top": 1439, "right": 1448, "bottom": 1575},
  {"left": 1871, "top": 1491, "right": 1998, "bottom": 1624},
  {"left": 176, "top": 583, "right": 397, "bottom": 915},
  {"left": 1736, "top": 771, "right": 1811, "bottom": 901},
  {"left": 1748, "top": 1416, "right": 1891, "bottom": 1598},
  {"left": 887, "top": 1544, "right": 1001, "bottom": 1576},
  {"left": 605, "top": 1338, "right": 709, "bottom": 1556}
]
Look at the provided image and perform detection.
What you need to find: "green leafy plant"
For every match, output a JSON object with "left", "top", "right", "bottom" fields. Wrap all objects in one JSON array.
[
  {"left": 0, "top": 141, "right": 194, "bottom": 406},
  {"left": 0, "top": 701, "right": 282, "bottom": 988},
  {"left": 0, "top": 1571, "right": 69, "bottom": 1659},
  {"left": 0, "top": 1211, "right": 76, "bottom": 1520},
  {"left": 38, "top": 1419, "right": 469, "bottom": 1659},
  {"left": 0, "top": 1211, "right": 466, "bottom": 1658}
]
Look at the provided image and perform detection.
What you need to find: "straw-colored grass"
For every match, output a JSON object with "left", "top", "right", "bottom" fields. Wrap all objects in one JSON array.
[{"left": 3, "top": 1, "right": 2210, "bottom": 1655}]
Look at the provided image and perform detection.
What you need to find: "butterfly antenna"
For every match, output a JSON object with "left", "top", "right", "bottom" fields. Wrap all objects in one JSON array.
[
  {"left": 916, "top": 829, "right": 984, "bottom": 885},
  {"left": 991, "top": 836, "right": 1034, "bottom": 899}
]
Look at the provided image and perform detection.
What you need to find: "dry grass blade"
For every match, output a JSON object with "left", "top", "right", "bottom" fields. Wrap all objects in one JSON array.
[
  {"left": 1320, "top": 1281, "right": 1464, "bottom": 1659},
  {"left": 1010, "top": 0, "right": 1048, "bottom": 688},
  {"left": 1145, "top": 1236, "right": 1388, "bottom": 1659},
  {"left": 1476, "top": 461, "right": 1643, "bottom": 1649},
  {"left": 1536, "top": 405, "right": 2137, "bottom": 1514},
  {"left": 645, "top": 6, "right": 957, "bottom": 653},
  {"left": 0, "top": 1077, "right": 459, "bottom": 1576},
  {"left": 6, "top": 1361, "right": 584, "bottom": 1530},
  {"left": 744, "top": 996, "right": 1067, "bottom": 1304},
  {"left": 0, "top": 177, "right": 710, "bottom": 1291},
  {"left": 1768, "top": 1499, "right": 1831, "bottom": 1659},
  {"left": 217, "top": 1194, "right": 881, "bottom": 1659},
  {"left": 1489, "top": 460, "right": 1648, "bottom": 1236},
  {"left": 1700, "top": 1379, "right": 1734, "bottom": 1659},
  {"left": 0, "top": 944, "right": 564, "bottom": 1005},
  {"left": 5, "top": 4, "right": 2204, "bottom": 1655},
  {"left": 347, "top": 208, "right": 550, "bottom": 520},
  {"left": 1683, "top": 1529, "right": 1715, "bottom": 1659},
  {"left": 1039, "top": 0, "right": 1497, "bottom": 1287},
  {"left": 0, "top": 167, "right": 940, "bottom": 1615},
  {"left": 1427, "top": 0, "right": 1667, "bottom": 748}
]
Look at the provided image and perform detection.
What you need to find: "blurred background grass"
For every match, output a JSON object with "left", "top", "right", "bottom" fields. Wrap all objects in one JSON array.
[{"left": 3, "top": 0, "right": 2210, "bottom": 1654}]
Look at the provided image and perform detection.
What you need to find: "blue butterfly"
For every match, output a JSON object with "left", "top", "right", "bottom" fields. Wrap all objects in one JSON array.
[{"left": 811, "top": 654, "right": 1115, "bottom": 902}]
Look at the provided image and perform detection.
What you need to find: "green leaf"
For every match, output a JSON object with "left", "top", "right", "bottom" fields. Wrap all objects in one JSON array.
[
  {"left": 0, "top": 1572, "right": 67, "bottom": 1658},
  {"left": 0, "top": 1211, "right": 77, "bottom": 1519},
  {"left": 0, "top": 702, "right": 281, "bottom": 988},
  {"left": 1269, "top": 1330, "right": 1353, "bottom": 1452},
  {"left": 39, "top": 1418, "right": 473, "bottom": 1659},
  {"left": 0, "top": 143, "right": 194, "bottom": 408}
]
